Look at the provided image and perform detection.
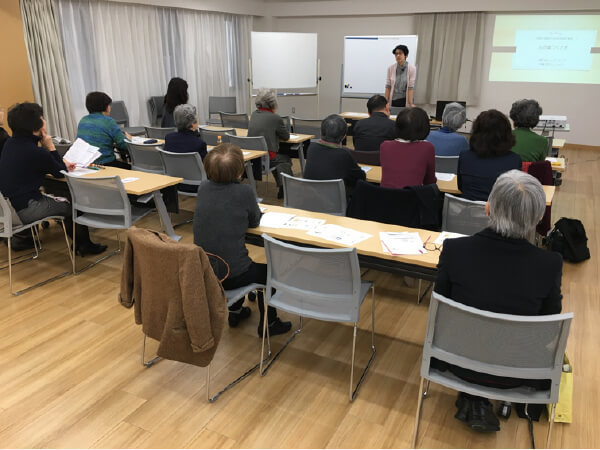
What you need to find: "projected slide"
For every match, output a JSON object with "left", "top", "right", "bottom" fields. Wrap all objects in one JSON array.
[{"left": 489, "top": 15, "right": 600, "bottom": 84}]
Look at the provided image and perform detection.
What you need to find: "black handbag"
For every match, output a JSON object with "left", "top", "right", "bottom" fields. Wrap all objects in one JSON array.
[{"left": 545, "top": 218, "right": 590, "bottom": 263}]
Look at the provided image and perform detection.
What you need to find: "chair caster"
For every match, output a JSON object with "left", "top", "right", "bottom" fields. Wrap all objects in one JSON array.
[
  {"left": 247, "top": 291, "right": 257, "bottom": 302},
  {"left": 497, "top": 401, "right": 512, "bottom": 419}
]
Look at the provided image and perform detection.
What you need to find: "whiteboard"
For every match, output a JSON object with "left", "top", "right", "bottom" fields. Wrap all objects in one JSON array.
[
  {"left": 251, "top": 32, "right": 318, "bottom": 89},
  {"left": 342, "top": 35, "right": 418, "bottom": 97}
]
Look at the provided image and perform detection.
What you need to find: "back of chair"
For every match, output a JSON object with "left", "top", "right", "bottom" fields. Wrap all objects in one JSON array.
[
  {"left": 226, "top": 134, "right": 268, "bottom": 151},
  {"left": 54, "top": 143, "right": 72, "bottom": 158},
  {"left": 435, "top": 155, "right": 459, "bottom": 174},
  {"left": 200, "top": 128, "right": 236, "bottom": 146},
  {"left": 348, "top": 149, "right": 380, "bottom": 166},
  {"left": 147, "top": 96, "right": 165, "bottom": 127},
  {"left": 263, "top": 233, "right": 362, "bottom": 323},
  {"left": 209, "top": 96, "right": 236, "bottom": 115},
  {"left": 422, "top": 292, "right": 573, "bottom": 403},
  {"left": 280, "top": 115, "right": 292, "bottom": 132},
  {"left": 145, "top": 126, "right": 176, "bottom": 139},
  {"left": 158, "top": 149, "right": 206, "bottom": 185},
  {"left": 292, "top": 117, "right": 322, "bottom": 139},
  {"left": 0, "top": 194, "right": 15, "bottom": 237},
  {"left": 441, "top": 193, "right": 488, "bottom": 235},
  {"left": 110, "top": 101, "right": 129, "bottom": 127},
  {"left": 220, "top": 112, "right": 249, "bottom": 129},
  {"left": 127, "top": 143, "right": 164, "bottom": 174},
  {"left": 64, "top": 174, "right": 132, "bottom": 227},
  {"left": 281, "top": 174, "right": 346, "bottom": 216}
]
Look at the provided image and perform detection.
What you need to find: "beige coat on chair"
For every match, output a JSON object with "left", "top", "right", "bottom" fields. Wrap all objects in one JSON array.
[{"left": 119, "top": 226, "right": 227, "bottom": 367}]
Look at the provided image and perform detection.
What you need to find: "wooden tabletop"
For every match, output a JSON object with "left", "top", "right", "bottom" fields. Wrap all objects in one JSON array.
[
  {"left": 359, "top": 165, "right": 554, "bottom": 206},
  {"left": 206, "top": 146, "right": 266, "bottom": 162},
  {"left": 200, "top": 126, "right": 314, "bottom": 144},
  {"left": 547, "top": 157, "right": 565, "bottom": 172},
  {"left": 250, "top": 204, "right": 441, "bottom": 269},
  {"left": 76, "top": 166, "right": 182, "bottom": 196}
]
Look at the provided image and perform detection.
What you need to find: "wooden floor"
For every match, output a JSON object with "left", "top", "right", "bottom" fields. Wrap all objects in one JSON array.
[{"left": 0, "top": 145, "right": 598, "bottom": 448}]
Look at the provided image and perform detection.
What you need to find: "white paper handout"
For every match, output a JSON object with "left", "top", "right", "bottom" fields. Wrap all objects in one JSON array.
[
  {"left": 68, "top": 167, "right": 97, "bottom": 177},
  {"left": 435, "top": 172, "right": 456, "bottom": 182},
  {"left": 121, "top": 177, "right": 139, "bottom": 184},
  {"left": 259, "top": 212, "right": 296, "bottom": 228},
  {"left": 281, "top": 216, "right": 326, "bottom": 231},
  {"left": 259, "top": 206, "right": 267, "bottom": 213},
  {"left": 307, "top": 224, "right": 371, "bottom": 246},
  {"left": 243, "top": 151, "right": 251, "bottom": 156},
  {"left": 380, "top": 231, "right": 426, "bottom": 255},
  {"left": 129, "top": 136, "right": 150, "bottom": 144},
  {"left": 289, "top": 134, "right": 300, "bottom": 139},
  {"left": 433, "top": 231, "right": 467, "bottom": 245},
  {"left": 63, "top": 138, "right": 102, "bottom": 167},
  {"left": 361, "top": 166, "right": 372, "bottom": 173}
]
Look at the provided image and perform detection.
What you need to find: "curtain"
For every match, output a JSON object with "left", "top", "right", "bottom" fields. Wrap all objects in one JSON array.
[
  {"left": 55, "top": 0, "right": 252, "bottom": 126},
  {"left": 414, "top": 12, "right": 486, "bottom": 105},
  {"left": 20, "top": 0, "right": 77, "bottom": 139}
]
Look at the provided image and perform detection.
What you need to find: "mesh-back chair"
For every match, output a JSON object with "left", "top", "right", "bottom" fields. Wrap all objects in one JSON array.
[
  {"left": 63, "top": 174, "right": 153, "bottom": 273},
  {"left": 208, "top": 96, "right": 236, "bottom": 125},
  {"left": 441, "top": 193, "right": 488, "bottom": 235},
  {"left": 110, "top": 100, "right": 146, "bottom": 136},
  {"left": 292, "top": 117, "right": 322, "bottom": 139},
  {"left": 157, "top": 150, "right": 206, "bottom": 195},
  {"left": 0, "top": 194, "right": 71, "bottom": 295},
  {"left": 281, "top": 173, "right": 346, "bottom": 216},
  {"left": 348, "top": 149, "right": 381, "bottom": 166},
  {"left": 200, "top": 128, "right": 236, "bottom": 146},
  {"left": 226, "top": 134, "right": 276, "bottom": 196},
  {"left": 147, "top": 96, "right": 165, "bottom": 127},
  {"left": 435, "top": 155, "right": 459, "bottom": 174},
  {"left": 145, "top": 126, "right": 176, "bottom": 139},
  {"left": 412, "top": 291, "right": 573, "bottom": 448},
  {"left": 126, "top": 143, "right": 164, "bottom": 174},
  {"left": 219, "top": 112, "right": 249, "bottom": 129},
  {"left": 259, "top": 233, "right": 376, "bottom": 402},
  {"left": 54, "top": 143, "right": 72, "bottom": 158},
  {"left": 280, "top": 115, "right": 292, "bottom": 132},
  {"left": 390, "top": 106, "right": 406, "bottom": 116}
]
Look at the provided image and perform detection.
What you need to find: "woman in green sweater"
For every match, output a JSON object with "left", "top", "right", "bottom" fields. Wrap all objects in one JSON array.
[{"left": 509, "top": 99, "right": 548, "bottom": 162}]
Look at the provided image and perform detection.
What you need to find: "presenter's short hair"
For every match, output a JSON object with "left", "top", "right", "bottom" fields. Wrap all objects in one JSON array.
[
  {"left": 85, "top": 92, "right": 112, "bottom": 114},
  {"left": 321, "top": 114, "right": 348, "bottom": 144},
  {"left": 173, "top": 104, "right": 197, "bottom": 132},
  {"left": 442, "top": 102, "right": 467, "bottom": 131},
  {"left": 255, "top": 88, "right": 278, "bottom": 110},
  {"left": 392, "top": 45, "right": 409, "bottom": 57},
  {"left": 488, "top": 170, "right": 545, "bottom": 241},
  {"left": 510, "top": 99, "right": 543, "bottom": 129},
  {"left": 469, "top": 109, "right": 516, "bottom": 157},
  {"left": 204, "top": 143, "right": 245, "bottom": 183},
  {"left": 7, "top": 102, "right": 44, "bottom": 136},
  {"left": 395, "top": 107, "right": 430, "bottom": 141},
  {"left": 367, "top": 95, "right": 388, "bottom": 114}
]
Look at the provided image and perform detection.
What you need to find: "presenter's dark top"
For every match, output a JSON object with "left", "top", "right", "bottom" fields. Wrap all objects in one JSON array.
[
  {"left": 457, "top": 150, "right": 522, "bottom": 201},
  {"left": 0, "top": 135, "right": 66, "bottom": 211},
  {"left": 304, "top": 141, "right": 366, "bottom": 194},
  {"left": 164, "top": 129, "right": 208, "bottom": 193},
  {"left": 193, "top": 180, "right": 261, "bottom": 278},
  {"left": 352, "top": 112, "right": 396, "bottom": 152}
]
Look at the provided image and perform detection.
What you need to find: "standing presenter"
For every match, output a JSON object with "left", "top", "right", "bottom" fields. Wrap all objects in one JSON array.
[{"left": 385, "top": 44, "right": 416, "bottom": 108}]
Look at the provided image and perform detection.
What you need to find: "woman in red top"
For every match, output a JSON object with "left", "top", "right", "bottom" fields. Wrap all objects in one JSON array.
[{"left": 380, "top": 107, "right": 436, "bottom": 189}]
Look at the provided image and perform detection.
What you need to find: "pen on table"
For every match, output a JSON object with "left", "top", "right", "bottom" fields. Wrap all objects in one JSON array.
[
  {"left": 87, "top": 165, "right": 100, "bottom": 171},
  {"left": 423, "top": 235, "right": 431, "bottom": 247}
]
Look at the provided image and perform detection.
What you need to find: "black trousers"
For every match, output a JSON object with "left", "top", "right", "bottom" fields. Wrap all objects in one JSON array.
[
  {"left": 222, "top": 262, "right": 277, "bottom": 323},
  {"left": 392, "top": 98, "right": 406, "bottom": 107}
]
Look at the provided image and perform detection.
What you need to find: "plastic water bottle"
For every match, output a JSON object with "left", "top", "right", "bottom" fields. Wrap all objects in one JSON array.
[{"left": 217, "top": 135, "right": 222, "bottom": 144}]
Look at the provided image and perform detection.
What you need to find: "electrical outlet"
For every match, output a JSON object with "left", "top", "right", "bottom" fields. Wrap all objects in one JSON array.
[{"left": 292, "top": 107, "right": 295, "bottom": 114}]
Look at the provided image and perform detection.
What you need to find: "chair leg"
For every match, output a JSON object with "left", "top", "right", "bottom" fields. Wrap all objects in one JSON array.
[
  {"left": 73, "top": 230, "right": 122, "bottom": 275},
  {"left": 141, "top": 334, "right": 160, "bottom": 367},
  {"left": 349, "top": 286, "right": 377, "bottom": 402},
  {"left": 8, "top": 237, "right": 12, "bottom": 295},
  {"left": 260, "top": 314, "right": 303, "bottom": 377},
  {"left": 412, "top": 377, "right": 426, "bottom": 448},
  {"left": 546, "top": 403, "right": 556, "bottom": 448}
]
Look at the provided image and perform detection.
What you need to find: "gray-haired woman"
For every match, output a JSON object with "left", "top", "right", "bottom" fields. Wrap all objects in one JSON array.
[
  {"left": 434, "top": 169, "right": 563, "bottom": 432},
  {"left": 510, "top": 99, "right": 547, "bottom": 162},
  {"left": 247, "top": 88, "right": 293, "bottom": 199},
  {"left": 426, "top": 102, "right": 469, "bottom": 156}
]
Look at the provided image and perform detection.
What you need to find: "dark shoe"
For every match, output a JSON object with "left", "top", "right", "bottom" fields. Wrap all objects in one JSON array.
[
  {"left": 277, "top": 187, "right": 284, "bottom": 199},
  {"left": 228, "top": 306, "right": 251, "bottom": 327},
  {"left": 455, "top": 393, "right": 470, "bottom": 423},
  {"left": 257, "top": 317, "right": 292, "bottom": 337},
  {"left": 5, "top": 236, "right": 35, "bottom": 252},
  {"left": 247, "top": 291, "right": 257, "bottom": 302},
  {"left": 467, "top": 397, "right": 500, "bottom": 432},
  {"left": 76, "top": 242, "right": 108, "bottom": 257}
]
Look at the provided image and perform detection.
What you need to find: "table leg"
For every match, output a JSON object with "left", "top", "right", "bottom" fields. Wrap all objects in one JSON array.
[{"left": 153, "top": 190, "right": 182, "bottom": 242}]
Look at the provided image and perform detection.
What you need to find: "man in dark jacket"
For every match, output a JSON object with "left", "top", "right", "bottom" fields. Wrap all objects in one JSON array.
[{"left": 352, "top": 95, "right": 396, "bottom": 152}]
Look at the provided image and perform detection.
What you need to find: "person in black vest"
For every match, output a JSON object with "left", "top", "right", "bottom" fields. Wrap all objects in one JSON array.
[{"left": 352, "top": 95, "right": 396, "bottom": 152}]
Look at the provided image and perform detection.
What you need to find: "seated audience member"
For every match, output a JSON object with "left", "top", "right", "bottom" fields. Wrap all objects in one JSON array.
[
  {"left": 161, "top": 77, "right": 189, "bottom": 128},
  {"left": 380, "top": 107, "right": 436, "bottom": 189},
  {"left": 352, "top": 95, "right": 396, "bottom": 152},
  {"left": 510, "top": 99, "right": 547, "bottom": 162},
  {"left": 426, "top": 102, "right": 469, "bottom": 156},
  {"left": 0, "top": 102, "right": 106, "bottom": 255},
  {"left": 434, "top": 170, "right": 562, "bottom": 432},
  {"left": 77, "top": 92, "right": 132, "bottom": 168},
  {"left": 303, "top": 114, "right": 366, "bottom": 197},
  {"left": 164, "top": 104, "right": 208, "bottom": 193},
  {"left": 248, "top": 88, "right": 293, "bottom": 199},
  {"left": 0, "top": 108, "right": 9, "bottom": 157},
  {"left": 193, "top": 143, "right": 292, "bottom": 336},
  {"left": 458, "top": 109, "right": 521, "bottom": 201}
]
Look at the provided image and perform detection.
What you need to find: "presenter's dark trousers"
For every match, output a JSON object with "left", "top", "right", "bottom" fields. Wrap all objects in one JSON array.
[{"left": 392, "top": 98, "right": 406, "bottom": 107}]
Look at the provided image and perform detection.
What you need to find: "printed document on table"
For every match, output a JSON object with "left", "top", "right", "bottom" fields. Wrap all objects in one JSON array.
[
  {"left": 361, "top": 166, "right": 372, "bottom": 173},
  {"left": 380, "top": 231, "right": 425, "bottom": 255},
  {"left": 435, "top": 172, "right": 456, "bottom": 181},
  {"left": 63, "top": 138, "right": 101, "bottom": 167},
  {"left": 243, "top": 151, "right": 251, "bottom": 156},
  {"left": 68, "top": 167, "right": 97, "bottom": 177},
  {"left": 281, "top": 216, "right": 326, "bottom": 231},
  {"left": 289, "top": 134, "right": 300, "bottom": 139},
  {"left": 433, "top": 231, "right": 467, "bottom": 245},
  {"left": 307, "top": 224, "right": 371, "bottom": 246},
  {"left": 259, "top": 212, "right": 296, "bottom": 228},
  {"left": 121, "top": 177, "right": 139, "bottom": 184},
  {"left": 129, "top": 136, "right": 149, "bottom": 144}
]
